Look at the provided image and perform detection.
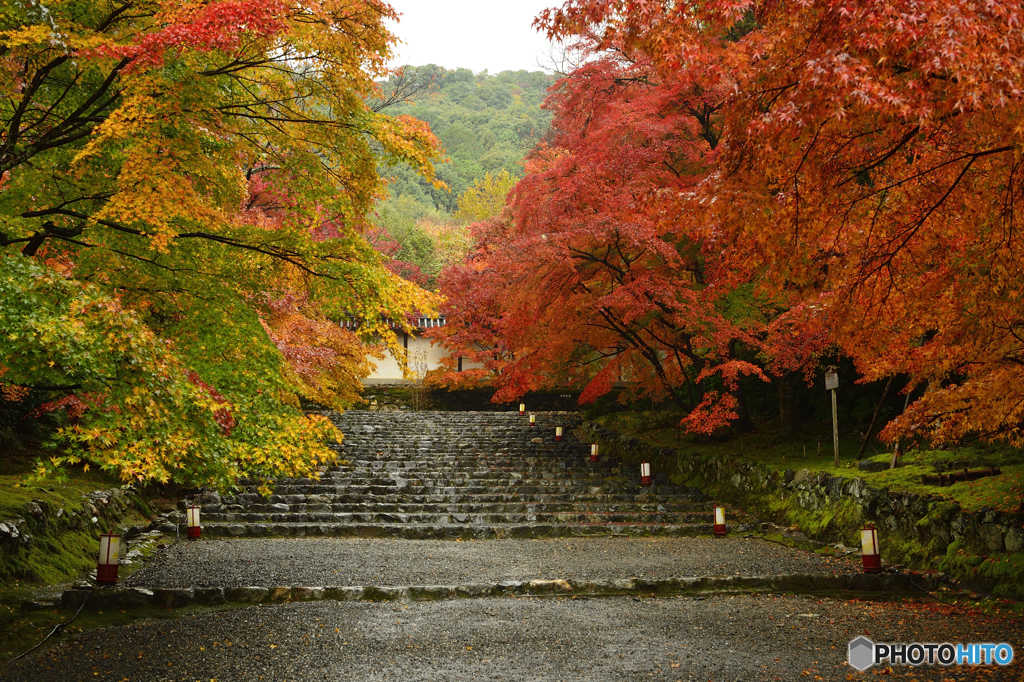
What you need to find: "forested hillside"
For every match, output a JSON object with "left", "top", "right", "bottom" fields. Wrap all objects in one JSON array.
[
  {"left": 366, "top": 66, "right": 554, "bottom": 288},
  {"left": 379, "top": 65, "right": 553, "bottom": 209}
]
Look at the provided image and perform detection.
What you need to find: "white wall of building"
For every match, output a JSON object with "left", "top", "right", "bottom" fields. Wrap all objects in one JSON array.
[{"left": 364, "top": 330, "right": 485, "bottom": 385}]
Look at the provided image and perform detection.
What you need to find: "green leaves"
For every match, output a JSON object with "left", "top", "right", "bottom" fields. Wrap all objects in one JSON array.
[
  {"left": 0, "top": 0, "right": 448, "bottom": 488},
  {"left": 0, "top": 254, "right": 344, "bottom": 489}
]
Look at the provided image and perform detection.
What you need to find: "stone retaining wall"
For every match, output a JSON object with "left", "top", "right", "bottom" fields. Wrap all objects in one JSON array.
[
  {"left": 581, "top": 423, "right": 1024, "bottom": 588},
  {"left": 1, "top": 488, "right": 141, "bottom": 562},
  {"left": 351, "top": 389, "right": 585, "bottom": 413}
]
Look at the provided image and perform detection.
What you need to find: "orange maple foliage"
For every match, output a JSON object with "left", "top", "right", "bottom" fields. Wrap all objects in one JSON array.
[
  {"left": 0, "top": 0, "right": 441, "bottom": 487},
  {"left": 534, "top": 0, "right": 1024, "bottom": 446},
  {"left": 431, "top": 56, "right": 794, "bottom": 432},
  {"left": 259, "top": 292, "right": 378, "bottom": 410}
]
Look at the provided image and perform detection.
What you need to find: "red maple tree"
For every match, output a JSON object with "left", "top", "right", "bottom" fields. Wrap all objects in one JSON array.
[
  {"left": 532, "top": 0, "right": 1024, "bottom": 446},
  {"left": 432, "top": 54, "right": 790, "bottom": 432}
]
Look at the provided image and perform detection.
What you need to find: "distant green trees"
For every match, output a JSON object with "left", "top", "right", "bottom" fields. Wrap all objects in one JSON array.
[{"left": 367, "top": 66, "right": 554, "bottom": 288}]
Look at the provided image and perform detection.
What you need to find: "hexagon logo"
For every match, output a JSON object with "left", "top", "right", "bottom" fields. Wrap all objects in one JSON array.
[{"left": 848, "top": 636, "right": 875, "bottom": 671}]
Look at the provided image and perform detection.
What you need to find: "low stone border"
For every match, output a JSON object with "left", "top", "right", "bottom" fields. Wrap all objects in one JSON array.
[
  {"left": 51, "top": 572, "right": 946, "bottom": 613},
  {"left": 203, "top": 522, "right": 716, "bottom": 540}
]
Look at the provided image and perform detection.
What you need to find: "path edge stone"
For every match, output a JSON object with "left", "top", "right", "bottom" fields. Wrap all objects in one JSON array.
[{"left": 51, "top": 572, "right": 947, "bottom": 613}]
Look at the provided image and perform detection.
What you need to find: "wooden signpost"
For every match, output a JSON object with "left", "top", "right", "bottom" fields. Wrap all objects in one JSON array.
[{"left": 825, "top": 366, "right": 839, "bottom": 467}]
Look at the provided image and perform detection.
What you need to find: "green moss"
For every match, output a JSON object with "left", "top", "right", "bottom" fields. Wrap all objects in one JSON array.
[
  {"left": 916, "top": 501, "right": 961, "bottom": 529},
  {"left": 880, "top": 532, "right": 941, "bottom": 570},
  {"left": 2, "top": 533, "right": 94, "bottom": 585},
  {"left": 0, "top": 453, "right": 155, "bottom": 587},
  {"left": 943, "top": 472, "right": 1024, "bottom": 513},
  {"left": 743, "top": 489, "right": 865, "bottom": 546},
  {"left": 940, "top": 540, "right": 1024, "bottom": 600},
  {"left": 131, "top": 494, "right": 153, "bottom": 519},
  {"left": 590, "top": 412, "right": 1024, "bottom": 596},
  {"left": 0, "top": 453, "right": 124, "bottom": 520},
  {"left": 799, "top": 498, "right": 863, "bottom": 541},
  {"left": 593, "top": 412, "right": 1024, "bottom": 514}
]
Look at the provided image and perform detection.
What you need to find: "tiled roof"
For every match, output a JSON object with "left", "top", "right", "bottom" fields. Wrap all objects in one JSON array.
[{"left": 338, "top": 316, "right": 447, "bottom": 331}]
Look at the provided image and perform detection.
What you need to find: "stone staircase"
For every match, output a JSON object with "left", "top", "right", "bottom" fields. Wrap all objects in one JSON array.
[{"left": 202, "top": 411, "right": 748, "bottom": 539}]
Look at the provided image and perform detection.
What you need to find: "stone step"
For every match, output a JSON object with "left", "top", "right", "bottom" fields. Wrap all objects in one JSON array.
[
  {"left": 57, "top": 572, "right": 945, "bottom": 613},
  {"left": 203, "top": 521, "right": 718, "bottom": 540},
  {"left": 328, "top": 456, "right": 603, "bottom": 465},
  {"left": 237, "top": 490, "right": 692, "bottom": 502},
  {"left": 262, "top": 480, "right": 637, "bottom": 493},
  {"left": 314, "top": 474, "right": 635, "bottom": 485},
  {"left": 314, "top": 467, "right": 631, "bottom": 478},
  {"left": 228, "top": 492, "right": 698, "bottom": 507},
  {"left": 215, "top": 500, "right": 706, "bottom": 514},
  {"left": 202, "top": 510, "right": 717, "bottom": 524},
  {"left": 333, "top": 449, "right": 589, "bottom": 455},
  {"left": 282, "top": 467, "right": 641, "bottom": 479},
  {"left": 255, "top": 484, "right": 678, "bottom": 497},
  {"left": 215, "top": 410, "right": 719, "bottom": 540}
]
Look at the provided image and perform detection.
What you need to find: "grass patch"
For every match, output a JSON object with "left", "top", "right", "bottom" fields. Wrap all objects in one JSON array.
[{"left": 0, "top": 450, "right": 125, "bottom": 520}]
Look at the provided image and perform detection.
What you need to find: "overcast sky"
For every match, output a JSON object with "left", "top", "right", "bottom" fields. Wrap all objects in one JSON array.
[{"left": 386, "top": 1, "right": 562, "bottom": 74}]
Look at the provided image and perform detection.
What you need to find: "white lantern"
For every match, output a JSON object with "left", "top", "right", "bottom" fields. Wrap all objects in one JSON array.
[
  {"left": 640, "top": 461, "right": 652, "bottom": 486},
  {"left": 555, "top": 426, "right": 563, "bottom": 442},
  {"left": 187, "top": 504, "right": 201, "bottom": 540},
  {"left": 519, "top": 403, "right": 525, "bottom": 415},
  {"left": 590, "top": 443, "right": 599, "bottom": 463},
  {"left": 861, "top": 523, "right": 881, "bottom": 573},
  {"left": 97, "top": 533, "right": 121, "bottom": 584},
  {"left": 529, "top": 414, "right": 536, "bottom": 426},
  {"left": 713, "top": 504, "right": 726, "bottom": 537}
]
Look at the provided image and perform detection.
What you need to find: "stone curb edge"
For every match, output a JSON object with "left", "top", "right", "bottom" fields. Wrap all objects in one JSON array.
[
  {"left": 202, "top": 523, "right": 718, "bottom": 539},
  {"left": 47, "top": 572, "right": 941, "bottom": 613}
]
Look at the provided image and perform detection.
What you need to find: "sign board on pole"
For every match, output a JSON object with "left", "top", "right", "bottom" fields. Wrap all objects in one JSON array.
[{"left": 825, "top": 365, "right": 840, "bottom": 466}]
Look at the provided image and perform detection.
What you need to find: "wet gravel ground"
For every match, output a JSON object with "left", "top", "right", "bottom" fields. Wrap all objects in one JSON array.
[
  {"left": 3, "top": 594, "right": 1019, "bottom": 682},
  {"left": 124, "top": 536, "right": 861, "bottom": 589}
]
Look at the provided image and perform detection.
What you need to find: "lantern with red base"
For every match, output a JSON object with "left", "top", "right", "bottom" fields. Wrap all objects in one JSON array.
[
  {"left": 519, "top": 403, "right": 525, "bottom": 415},
  {"left": 713, "top": 504, "right": 727, "bottom": 537},
  {"left": 529, "top": 414, "right": 536, "bottom": 426},
  {"left": 640, "top": 461, "right": 652, "bottom": 486},
  {"left": 861, "top": 523, "right": 882, "bottom": 573},
  {"left": 590, "top": 443, "right": 599, "bottom": 463},
  {"left": 97, "top": 533, "right": 121, "bottom": 585},
  {"left": 555, "top": 426, "right": 563, "bottom": 442},
  {"left": 186, "top": 504, "right": 201, "bottom": 540}
]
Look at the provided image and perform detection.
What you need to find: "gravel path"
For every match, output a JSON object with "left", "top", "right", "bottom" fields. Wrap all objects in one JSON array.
[
  {"left": 124, "top": 536, "right": 861, "bottom": 589},
  {"left": 3, "top": 594, "right": 1019, "bottom": 681}
]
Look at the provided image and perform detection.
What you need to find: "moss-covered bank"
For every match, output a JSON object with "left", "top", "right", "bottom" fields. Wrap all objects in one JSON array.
[
  {"left": 0, "top": 487, "right": 156, "bottom": 586},
  {"left": 582, "top": 422, "right": 1024, "bottom": 599}
]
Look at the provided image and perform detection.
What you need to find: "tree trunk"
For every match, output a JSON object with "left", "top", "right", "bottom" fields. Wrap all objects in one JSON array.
[
  {"left": 731, "top": 377, "right": 754, "bottom": 432},
  {"left": 21, "top": 234, "right": 46, "bottom": 257},
  {"left": 776, "top": 371, "right": 797, "bottom": 437},
  {"left": 728, "top": 340, "right": 754, "bottom": 432},
  {"left": 857, "top": 375, "right": 894, "bottom": 461},
  {"left": 890, "top": 381, "right": 916, "bottom": 469}
]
